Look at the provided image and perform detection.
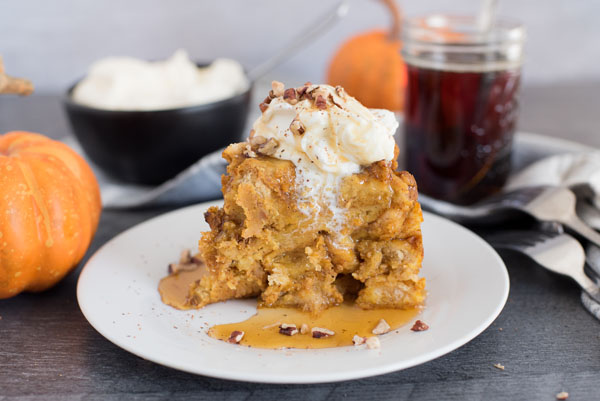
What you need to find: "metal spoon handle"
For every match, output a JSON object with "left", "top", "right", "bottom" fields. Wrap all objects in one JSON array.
[
  {"left": 581, "top": 291, "right": 600, "bottom": 320},
  {"left": 575, "top": 271, "right": 600, "bottom": 304},
  {"left": 576, "top": 200, "right": 600, "bottom": 231},
  {"left": 564, "top": 213, "right": 600, "bottom": 249},
  {"left": 246, "top": 1, "right": 349, "bottom": 82}
]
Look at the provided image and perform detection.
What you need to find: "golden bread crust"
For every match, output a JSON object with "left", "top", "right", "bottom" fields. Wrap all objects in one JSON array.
[{"left": 191, "top": 143, "right": 425, "bottom": 313}]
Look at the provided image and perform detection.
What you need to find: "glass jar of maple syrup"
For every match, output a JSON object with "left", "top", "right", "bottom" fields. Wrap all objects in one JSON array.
[{"left": 402, "top": 15, "right": 525, "bottom": 204}]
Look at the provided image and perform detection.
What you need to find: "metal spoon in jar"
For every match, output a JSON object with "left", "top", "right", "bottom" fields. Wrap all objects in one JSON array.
[{"left": 245, "top": 1, "right": 349, "bottom": 82}]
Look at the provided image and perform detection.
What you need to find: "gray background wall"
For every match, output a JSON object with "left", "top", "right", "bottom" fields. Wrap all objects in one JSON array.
[{"left": 1, "top": 0, "right": 599, "bottom": 93}]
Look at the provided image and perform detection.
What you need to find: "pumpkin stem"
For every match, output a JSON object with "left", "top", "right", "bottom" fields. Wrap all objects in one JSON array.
[{"left": 380, "top": 0, "right": 402, "bottom": 40}]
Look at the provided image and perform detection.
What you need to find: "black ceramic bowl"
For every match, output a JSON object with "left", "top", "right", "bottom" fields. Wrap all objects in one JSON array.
[{"left": 64, "top": 75, "right": 251, "bottom": 185}]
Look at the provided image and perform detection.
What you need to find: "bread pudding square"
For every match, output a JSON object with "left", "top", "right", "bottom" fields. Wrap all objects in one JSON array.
[{"left": 189, "top": 82, "right": 425, "bottom": 313}]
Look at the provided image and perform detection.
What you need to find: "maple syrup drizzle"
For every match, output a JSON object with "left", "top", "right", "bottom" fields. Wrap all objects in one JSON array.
[
  {"left": 159, "top": 267, "right": 422, "bottom": 348},
  {"left": 158, "top": 266, "right": 207, "bottom": 310},
  {"left": 208, "top": 302, "right": 420, "bottom": 349}
]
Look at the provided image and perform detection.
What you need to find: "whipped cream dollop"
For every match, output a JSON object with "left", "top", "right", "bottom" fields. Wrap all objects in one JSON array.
[
  {"left": 252, "top": 84, "right": 397, "bottom": 176},
  {"left": 251, "top": 83, "right": 398, "bottom": 226},
  {"left": 72, "top": 49, "right": 249, "bottom": 111}
]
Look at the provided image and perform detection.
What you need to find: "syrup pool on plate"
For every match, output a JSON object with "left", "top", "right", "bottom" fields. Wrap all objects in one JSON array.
[
  {"left": 159, "top": 267, "right": 421, "bottom": 349},
  {"left": 208, "top": 302, "right": 420, "bottom": 349}
]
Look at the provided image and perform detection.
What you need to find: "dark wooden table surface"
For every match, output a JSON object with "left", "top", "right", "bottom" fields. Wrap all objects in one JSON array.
[{"left": 1, "top": 84, "right": 600, "bottom": 400}]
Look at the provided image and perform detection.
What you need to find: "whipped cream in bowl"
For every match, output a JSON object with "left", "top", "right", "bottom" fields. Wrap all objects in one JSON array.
[
  {"left": 249, "top": 82, "right": 399, "bottom": 230},
  {"left": 71, "top": 49, "right": 249, "bottom": 111}
]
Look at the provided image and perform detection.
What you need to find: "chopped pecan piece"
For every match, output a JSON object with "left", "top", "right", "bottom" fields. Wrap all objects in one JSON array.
[
  {"left": 283, "top": 88, "right": 298, "bottom": 104},
  {"left": 315, "top": 95, "right": 327, "bottom": 110},
  {"left": 227, "top": 330, "right": 244, "bottom": 344},
  {"left": 297, "top": 85, "right": 309, "bottom": 99},
  {"left": 259, "top": 101, "right": 269, "bottom": 113},
  {"left": 279, "top": 323, "right": 299, "bottom": 336},
  {"left": 249, "top": 135, "right": 267, "bottom": 147},
  {"left": 352, "top": 335, "right": 366, "bottom": 346},
  {"left": 330, "top": 95, "right": 343, "bottom": 109},
  {"left": 289, "top": 118, "right": 305, "bottom": 136},
  {"left": 556, "top": 391, "right": 569, "bottom": 400},
  {"left": 312, "top": 86, "right": 329, "bottom": 99},
  {"left": 410, "top": 320, "right": 429, "bottom": 332},
  {"left": 372, "top": 319, "right": 391, "bottom": 335},
  {"left": 243, "top": 144, "right": 257, "bottom": 158},
  {"left": 493, "top": 363, "right": 505, "bottom": 371},
  {"left": 300, "top": 323, "right": 310, "bottom": 334},
  {"left": 310, "top": 327, "right": 335, "bottom": 338},
  {"left": 168, "top": 263, "right": 185, "bottom": 274},
  {"left": 366, "top": 336, "right": 380, "bottom": 349},
  {"left": 167, "top": 249, "right": 204, "bottom": 273},
  {"left": 179, "top": 249, "right": 192, "bottom": 264},
  {"left": 311, "top": 327, "right": 334, "bottom": 338},
  {"left": 271, "top": 81, "right": 285, "bottom": 97},
  {"left": 256, "top": 137, "right": 279, "bottom": 156}
]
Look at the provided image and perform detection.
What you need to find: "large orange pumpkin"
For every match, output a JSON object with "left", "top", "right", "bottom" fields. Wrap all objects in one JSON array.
[
  {"left": 327, "top": 0, "right": 407, "bottom": 111},
  {"left": 0, "top": 131, "right": 101, "bottom": 298}
]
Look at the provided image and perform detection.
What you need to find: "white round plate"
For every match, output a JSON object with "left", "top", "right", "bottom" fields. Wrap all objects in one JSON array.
[{"left": 77, "top": 201, "right": 509, "bottom": 384}]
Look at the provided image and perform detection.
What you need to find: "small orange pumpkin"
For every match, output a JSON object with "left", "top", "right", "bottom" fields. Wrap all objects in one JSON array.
[
  {"left": 327, "top": 0, "right": 407, "bottom": 111},
  {"left": 0, "top": 131, "right": 101, "bottom": 298}
]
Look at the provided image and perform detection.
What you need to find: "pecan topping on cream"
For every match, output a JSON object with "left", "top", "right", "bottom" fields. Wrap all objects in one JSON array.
[
  {"left": 249, "top": 135, "right": 267, "bottom": 147},
  {"left": 283, "top": 88, "right": 298, "bottom": 104},
  {"left": 289, "top": 118, "right": 305, "bottom": 136},
  {"left": 296, "top": 85, "right": 309, "bottom": 99},
  {"left": 259, "top": 101, "right": 269, "bottom": 113},
  {"left": 315, "top": 95, "right": 327, "bottom": 110},
  {"left": 271, "top": 80, "right": 285, "bottom": 97},
  {"left": 256, "top": 137, "right": 279, "bottom": 156}
]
